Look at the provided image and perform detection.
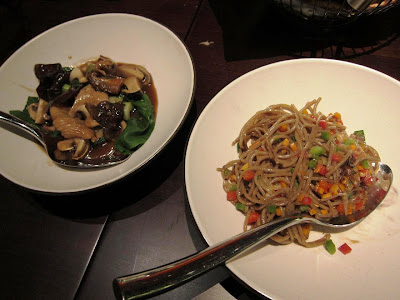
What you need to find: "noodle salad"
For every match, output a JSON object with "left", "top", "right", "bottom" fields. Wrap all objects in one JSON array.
[{"left": 218, "top": 98, "right": 382, "bottom": 249}]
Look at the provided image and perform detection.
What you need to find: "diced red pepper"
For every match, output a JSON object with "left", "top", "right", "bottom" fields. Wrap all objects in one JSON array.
[
  {"left": 243, "top": 170, "right": 255, "bottom": 181},
  {"left": 315, "top": 164, "right": 328, "bottom": 176},
  {"left": 354, "top": 198, "right": 364, "bottom": 211},
  {"left": 376, "top": 188, "right": 387, "bottom": 201},
  {"left": 338, "top": 243, "right": 352, "bottom": 254},
  {"left": 301, "top": 196, "right": 312, "bottom": 205},
  {"left": 226, "top": 191, "right": 237, "bottom": 201},
  {"left": 336, "top": 203, "right": 345, "bottom": 214},
  {"left": 248, "top": 211, "right": 259, "bottom": 224},
  {"left": 362, "top": 175, "right": 375, "bottom": 186},
  {"left": 331, "top": 153, "right": 342, "bottom": 162},
  {"left": 319, "top": 120, "right": 328, "bottom": 129}
]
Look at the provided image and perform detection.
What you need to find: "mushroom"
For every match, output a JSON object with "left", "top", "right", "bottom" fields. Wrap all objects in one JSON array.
[
  {"left": 122, "top": 76, "right": 142, "bottom": 94},
  {"left": 69, "top": 67, "right": 88, "bottom": 83},
  {"left": 57, "top": 138, "right": 90, "bottom": 160},
  {"left": 72, "top": 105, "right": 100, "bottom": 128},
  {"left": 87, "top": 71, "right": 125, "bottom": 94},
  {"left": 115, "top": 64, "right": 152, "bottom": 86},
  {"left": 27, "top": 98, "right": 49, "bottom": 124}
]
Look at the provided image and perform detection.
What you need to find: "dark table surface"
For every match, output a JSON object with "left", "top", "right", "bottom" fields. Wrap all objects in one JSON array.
[{"left": 1, "top": 1, "right": 399, "bottom": 299}]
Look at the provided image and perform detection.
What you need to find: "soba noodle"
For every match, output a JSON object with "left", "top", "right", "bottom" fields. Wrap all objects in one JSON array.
[{"left": 218, "top": 98, "right": 381, "bottom": 247}]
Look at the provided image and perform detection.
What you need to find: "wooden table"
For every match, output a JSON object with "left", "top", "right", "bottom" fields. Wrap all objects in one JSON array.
[{"left": 1, "top": 1, "right": 399, "bottom": 299}]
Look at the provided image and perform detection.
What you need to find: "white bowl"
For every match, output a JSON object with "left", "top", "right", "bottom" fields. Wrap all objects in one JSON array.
[
  {"left": 0, "top": 13, "right": 194, "bottom": 193},
  {"left": 185, "top": 58, "right": 400, "bottom": 300}
]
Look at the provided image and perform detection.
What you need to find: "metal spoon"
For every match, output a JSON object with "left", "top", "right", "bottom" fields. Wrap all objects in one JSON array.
[
  {"left": 113, "top": 163, "right": 392, "bottom": 299},
  {"left": 0, "top": 111, "right": 129, "bottom": 168}
]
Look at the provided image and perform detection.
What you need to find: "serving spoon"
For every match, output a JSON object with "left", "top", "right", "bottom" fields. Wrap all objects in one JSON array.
[
  {"left": 0, "top": 111, "right": 130, "bottom": 168},
  {"left": 113, "top": 163, "right": 392, "bottom": 300}
]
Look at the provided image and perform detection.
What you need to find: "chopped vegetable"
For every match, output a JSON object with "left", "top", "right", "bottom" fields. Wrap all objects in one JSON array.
[
  {"left": 331, "top": 153, "right": 342, "bottom": 162},
  {"left": 344, "top": 138, "right": 355, "bottom": 145},
  {"left": 324, "top": 239, "right": 336, "bottom": 254},
  {"left": 267, "top": 205, "right": 277, "bottom": 213},
  {"left": 243, "top": 170, "right": 255, "bottom": 181},
  {"left": 361, "top": 159, "right": 370, "bottom": 169},
  {"left": 338, "top": 243, "right": 352, "bottom": 254},
  {"left": 235, "top": 202, "right": 246, "bottom": 211},
  {"left": 310, "top": 146, "right": 325, "bottom": 158},
  {"left": 248, "top": 211, "right": 259, "bottom": 224},
  {"left": 301, "top": 196, "right": 312, "bottom": 205},
  {"left": 321, "top": 131, "right": 331, "bottom": 141},
  {"left": 226, "top": 191, "right": 237, "bottom": 201},
  {"left": 308, "top": 159, "right": 318, "bottom": 169},
  {"left": 318, "top": 120, "right": 328, "bottom": 129}
]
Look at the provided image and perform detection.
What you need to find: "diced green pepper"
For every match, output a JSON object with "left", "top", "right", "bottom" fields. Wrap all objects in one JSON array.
[
  {"left": 321, "top": 131, "right": 331, "bottom": 141},
  {"left": 354, "top": 130, "right": 365, "bottom": 142},
  {"left": 308, "top": 159, "right": 318, "bottom": 169},
  {"left": 310, "top": 146, "right": 326, "bottom": 158},
  {"left": 324, "top": 239, "right": 336, "bottom": 255},
  {"left": 229, "top": 184, "right": 237, "bottom": 191},
  {"left": 300, "top": 205, "right": 309, "bottom": 212},
  {"left": 267, "top": 205, "right": 277, "bottom": 213},
  {"left": 235, "top": 203, "right": 246, "bottom": 211},
  {"left": 361, "top": 159, "right": 370, "bottom": 169},
  {"left": 224, "top": 169, "right": 230, "bottom": 177},
  {"left": 344, "top": 138, "right": 355, "bottom": 145}
]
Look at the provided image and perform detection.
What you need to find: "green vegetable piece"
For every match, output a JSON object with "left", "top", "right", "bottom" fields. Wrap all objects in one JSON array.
[
  {"left": 324, "top": 239, "right": 336, "bottom": 255},
  {"left": 224, "top": 169, "right": 230, "bottom": 177},
  {"left": 354, "top": 130, "right": 365, "bottom": 142},
  {"left": 300, "top": 205, "right": 309, "bottom": 212},
  {"left": 230, "top": 184, "right": 237, "bottom": 191},
  {"left": 109, "top": 96, "right": 123, "bottom": 103},
  {"left": 308, "top": 159, "right": 318, "bottom": 169},
  {"left": 321, "top": 131, "right": 331, "bottom": 141},
  {"left": 87, "top": 63, "right": 95, "bottom": 73},
  {"left": 344, "top": 138, "right": 355, "bottom": 145},
  {"left": 123, "top": 101, "right": 133, "bottom": 121},
  {"left": 9, "top": 96, "right": 40, "bottom": 129},
  {"left": 267, "top": 205, "right": 277, "bottom": 213},
  {"left": 236, "top": 143, "right": 240, "bottom": 153},
  {"left": 62, "top": 84, "right": 71, "bottom": 93},
  {"left": 361, "top": 159, "right": 370, "bottom": 169},
  {"left": 235, "top": 203, "right": 246, "bottom": 211},
  {"left": 115, "top": 93, "right": 155, "bottom": 154},
  {"left": 310, "top": 146, "right": 325, "bottom": 158}
]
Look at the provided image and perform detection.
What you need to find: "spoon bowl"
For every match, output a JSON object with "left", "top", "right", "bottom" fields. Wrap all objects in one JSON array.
[
  {"left": 0, "top": 111, "right": 130, "bottom": 168},
  {"left": 113, "top": 163, "right": 392, "bottom": 300}
]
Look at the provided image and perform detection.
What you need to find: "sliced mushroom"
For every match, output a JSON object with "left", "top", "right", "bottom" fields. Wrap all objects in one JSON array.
[
  {"left": 115, "top": 64, "right": 152, "bottom": 86},
  {"left": 88, "top": 71, "right": 125, "bottom": 94},
  {"left": 57, "top": 138, "right": 90, "bottom": 160},
  {"left": 69, "top": 67, "right": 87, "bottom": 83},
  {"left": 72, "top": 105, "right": 100, "bottom": 128},
  {"left": 122, "top": 76, "right": 142, "bottom": 94},
  {"left": 27, "top": 99, "right": 49, "bottom": 124}
]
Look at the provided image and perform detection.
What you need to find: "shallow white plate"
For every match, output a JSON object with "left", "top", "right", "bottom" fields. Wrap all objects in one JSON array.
[
  {"left": 0, "top": 13, "right": 194, "bottom": 193},
  {"left": 185, "top": 59, "right": 400, "bottom": 299}
]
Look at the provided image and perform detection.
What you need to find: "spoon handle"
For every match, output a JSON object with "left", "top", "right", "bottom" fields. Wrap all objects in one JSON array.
[
  {"left": 0, "top": 111, "right": 45, "bottom": 148},
  {"left": 113, "top": 216, "right": 304, "bottom": 300}
]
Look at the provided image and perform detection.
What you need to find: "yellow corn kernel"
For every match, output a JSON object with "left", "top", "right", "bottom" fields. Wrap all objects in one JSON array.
[
  {"left": 302, "top": 225, "right": 312, "bottom": 237},
  {"left": 229, "top": 174, "right": 237, "bottom": 182},
  {"left": 341, "top": 176, "right": 348, "bottom": 185},
  {"left": 309, "top": 209, "right": 317, "bottom": 216},
  {"left": 280, "top": 124, "right": 288, "bottom": 132},
  {"left": 334, "top": 112, "right": 341, "bottom": 119},
  {"left": 321, "top": 209, "right": 328, "bottom": 215},
  {"left": 321, "top": 193, "right": 332, "bottom": 199},
  {"left": 276, "top": 207, "right": 282, "bottom": 216},
  {"left": 358, "top": 164, "right": 364, "bottom": 170},
  {"left": 297, "top": 194, "right": 305, "bottom": 202},
  {"left": 282, "top": 138, "right": 290, "bottom": 146},
  {"left": 290, "top": 142, "right": 297, "bottom": 151},
  {"left": 241, "top": 163, "right": 249, "bottom": 171},
  {"left": 350, "top": 144, "right": 356, "bottom": 151},
  {"left": 339, "top": 183, "right": 346, "bottom": 191},
  {"left": 316, "top": 187, "right": 325, "bottom": 195},
  {"left": 302, "top": 110, "right": 309, "bottom": 115},
  {"left": 280, "top": 181, "right": 287, "bottom": 188},
  {"left": 330, "top": 184, "right": 340, "bottom": 195}
]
